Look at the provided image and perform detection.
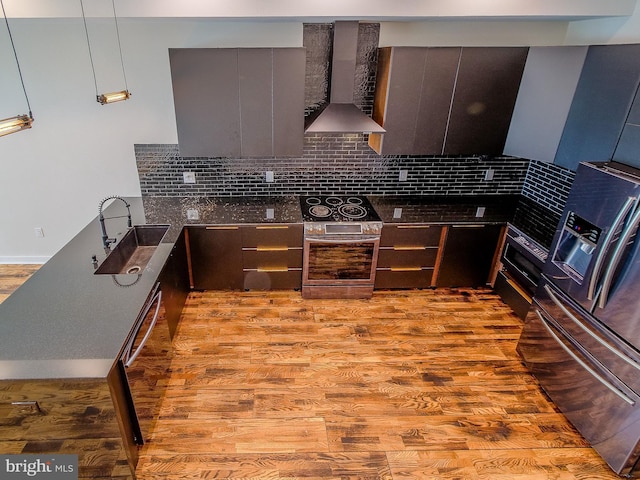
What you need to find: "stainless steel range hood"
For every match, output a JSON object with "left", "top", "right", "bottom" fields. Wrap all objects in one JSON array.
[{"left": 305, "top": 21, "right": 385, "bottom": 134}]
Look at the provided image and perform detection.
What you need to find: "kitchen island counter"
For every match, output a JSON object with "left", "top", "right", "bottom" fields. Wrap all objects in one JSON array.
[
  {"left": 0, "top": 196, "right": 302, "bottom": 381},
  {"left": 0, "top": 197, "right": 173, "bottom": 380}
]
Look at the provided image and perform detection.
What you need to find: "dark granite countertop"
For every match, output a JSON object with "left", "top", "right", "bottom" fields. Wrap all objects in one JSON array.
[
  {"left": 369, "top": 195, "right": 521, "bottom": 224},
  {"left": 142, "top": 196, "right": 303, "bottom": 242},
  {"left": 0, "top": 193, "right": 558, "bottom": 380}
]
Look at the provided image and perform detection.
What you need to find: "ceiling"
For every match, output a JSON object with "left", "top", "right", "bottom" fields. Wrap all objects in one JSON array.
[{"left": 3, "top": 0, "right": 638, "bottom": 22}]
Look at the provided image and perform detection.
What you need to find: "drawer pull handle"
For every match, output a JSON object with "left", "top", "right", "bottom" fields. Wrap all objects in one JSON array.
[
  {"left": 12, "top": 401, "right": 43, "bottom": 414},
  {"left": 256, "top": 226, "right": 289, "bottom": 230},
  {"left": 256, "top": 246, "right": 289, "bottom": 252},
  {"left": 393, "top": 246, "right": 426, "bottom": 251},
  {"left": 390, "top": 267, "right": 423, "bottom": 272},
  {"left": 257, "top": 267, "right": 289, "bottom": 272},
  {"left": 396, "top": 225, "right": 431, "bottom": 229},
  {"left": 206, "top": 226, "right": 239, "bottom": 230}
]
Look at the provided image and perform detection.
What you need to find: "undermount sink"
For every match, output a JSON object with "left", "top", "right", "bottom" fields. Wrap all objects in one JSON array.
[{"left": 94, "top": 225, "right": 169, "bottom": 275}]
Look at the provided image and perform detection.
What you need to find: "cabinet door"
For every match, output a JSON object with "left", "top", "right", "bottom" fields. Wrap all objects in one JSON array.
[
  {"left": 159, "top": 229, "right": 190, "bottom": 338},
  {"left": 187, "top": 226, "right": 243, "bottom": 290},
  {"left": 241, "top": 225, "right": 303, "bottom": 290},
  {"left": 375, "top": 224, "right": 443, "bottom": 289},
  {"left": 504, "top": 46, "right": 588, "bottom": 163},
  {"left": 239, "top": 49, "right": 273, "bottom": 157},
  {"left": 614, "top": 88, "right": 640, "bottom": 169},
  {"left": 444, "top": 47, "right": 529, "bottom": 155},
  {"left": 437, "top": 225, "right": 502, "bottom": 287},
  {"left": 169, "top": 49, "right": 241, "bottom": 157},
  {"left": 555, "top": 44, "right": 640, "bottom": 171},
  {"left": 170, "top": 48, "right": 305, "bottom": 158},
  {"left": 369, "top": 47, "right": 459, "bottom": 155},
  {"left": 272, "top": 48, "right": 307, "bottom": 156}
]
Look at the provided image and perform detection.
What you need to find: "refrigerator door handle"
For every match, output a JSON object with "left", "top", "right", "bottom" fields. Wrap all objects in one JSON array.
[
  {"left": 544, "top": 284, "right": 640, "bottom": 372},
  {"left": 587, "top": 196, "right": 636, "bottom": 301},
  {"left": 534, "top": 309, "right": 636, "bottom": 406},
  {"left": 598, "top": 204, "right": 640, "bottom": 309}
]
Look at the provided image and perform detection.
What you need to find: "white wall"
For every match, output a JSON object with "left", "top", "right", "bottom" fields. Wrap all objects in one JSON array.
[{"left": 1, "top": 11, "right": 640, "bottom": 262}]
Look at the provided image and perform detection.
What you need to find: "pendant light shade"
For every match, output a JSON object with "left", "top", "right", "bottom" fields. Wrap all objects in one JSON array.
[
  {"left": 0, "top": 114, "right": 33, "bottom": 137},
  {"left": 97, "top": 90, "right": 130, "bottom": 105},
  {"left": 80, "top": 0, "right": 131, "bottom": 105},
  {"left": 1, "top": 0, "right": 34, "bottom": 138}
]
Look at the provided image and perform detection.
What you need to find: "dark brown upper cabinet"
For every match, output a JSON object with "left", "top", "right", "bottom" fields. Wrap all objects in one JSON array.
[
  {"left": 369, "top": 46, "right": 528, "bottom": 156},
  {"left": 504, "top": 46, "right": 589, "bottom": 164},
  {"left": 169, "top": 48, "right": 305, "bottom": 158},
  {"left": 555, "top": 44, "right": 640, "bottom": 171},
  {"left": 614, "top": 88, "right": 640, "bottom": 169}
]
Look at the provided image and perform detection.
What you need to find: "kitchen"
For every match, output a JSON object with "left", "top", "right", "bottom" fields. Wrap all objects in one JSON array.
[{"left": 2, "top": 1, "right": 640, "bottom": 479}]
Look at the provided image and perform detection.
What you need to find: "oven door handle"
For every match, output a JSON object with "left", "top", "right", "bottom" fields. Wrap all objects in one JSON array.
[
  {"left": 305, "top": 236, "right": 379, "bottom": 244},
  {"left": 535, "top": 309, "right": 635, "bottom": 406}
]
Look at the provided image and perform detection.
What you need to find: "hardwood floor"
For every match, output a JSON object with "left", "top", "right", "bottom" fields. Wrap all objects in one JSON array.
[{"left": 0, "top": 265, "right": 622, "bottom": 479}]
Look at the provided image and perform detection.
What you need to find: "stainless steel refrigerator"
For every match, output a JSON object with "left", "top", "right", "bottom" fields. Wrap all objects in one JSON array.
[{"left": 517, "top": 161, "right": 640, "bottom": 477}]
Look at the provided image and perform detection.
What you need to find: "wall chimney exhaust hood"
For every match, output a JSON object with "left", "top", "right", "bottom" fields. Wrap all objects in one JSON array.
[{"left": 305, "top": 21, "right": 385, "bottom": 134}]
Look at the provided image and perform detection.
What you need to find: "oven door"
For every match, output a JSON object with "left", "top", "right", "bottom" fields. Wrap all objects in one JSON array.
[
  {"left": 303, "top": 235, "right": 380, "bottom": 286},
  {"left": 501, "top": 241, "right": 543, "bottom": 296}
]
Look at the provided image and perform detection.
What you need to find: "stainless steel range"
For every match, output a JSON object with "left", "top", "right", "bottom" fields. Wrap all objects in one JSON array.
[{"left": 300, "top": 196, "right": 382, "bottom": 299}]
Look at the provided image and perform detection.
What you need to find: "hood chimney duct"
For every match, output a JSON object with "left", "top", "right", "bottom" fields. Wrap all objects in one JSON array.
[{"left": 304, "top": 21, "right": 385, "bottom": 134}]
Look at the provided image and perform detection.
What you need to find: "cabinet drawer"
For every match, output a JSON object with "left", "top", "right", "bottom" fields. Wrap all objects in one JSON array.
[
  {"left": 377, "top": 248, "right": 438, "bottom": 268},
  {"left": 243, "top": 270, "right": 302, "bottom": 290},
  {"left": 380, "top": 225, "right": 442, "bottom": 247},
  {"left": 241, "top": 224, "right": 303, "bottom": 248},
  {"left": 374, "top": 269, "right": 434, "bottom": 289},
  {"left": 242, "top": 249, "right": 303, "bottom": 269}
]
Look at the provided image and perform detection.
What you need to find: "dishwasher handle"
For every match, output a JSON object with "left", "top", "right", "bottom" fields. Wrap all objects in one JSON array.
[{"left": 124, "top": 289, "right": 162, "bottom": 368}]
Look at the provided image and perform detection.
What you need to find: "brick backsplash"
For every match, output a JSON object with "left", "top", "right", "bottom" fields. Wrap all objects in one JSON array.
[
  {"left": 522, "top": 159, "right": 575, "bottom": 216},
  {"left": 135, "top": 138, "right": 530, "bottom": 197}
]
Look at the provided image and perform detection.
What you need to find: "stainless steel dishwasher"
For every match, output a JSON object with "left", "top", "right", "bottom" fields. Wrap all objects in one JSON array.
[{"left": 120, "top": 282, "right": 172, "bottom": 445}]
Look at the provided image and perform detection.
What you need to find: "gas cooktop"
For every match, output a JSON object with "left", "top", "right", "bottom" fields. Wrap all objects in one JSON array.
[{"left": 300, "top": 196, "right": 381, "bottom": 223}]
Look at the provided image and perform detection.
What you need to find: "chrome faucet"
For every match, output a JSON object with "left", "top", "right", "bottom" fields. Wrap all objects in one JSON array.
[{"left": 98, "top": 196, "right": 132, "bottom": 251}]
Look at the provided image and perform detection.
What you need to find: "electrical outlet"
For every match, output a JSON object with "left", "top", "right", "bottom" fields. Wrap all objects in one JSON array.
[
  {"left": 186, "top": 209, "right": 199, "bottom": 220},
  {"left": 476, "top": 206, "right": 486, "bottom": 218},
  {"left": 399, "top": 170, "right": 408, "bottom": 182},
  {"left": 265, "top": 171, "right": 275, "bottom": 183},
  {"left": 484, "top": 169, "right": 495, "bottom": 181},
  {"left": 183, "top": 171, "right": 196, "bottom": 184},
  {"left": 393, "top": 208, "right": 403, "bottom": 219},
  {"left": 34, "top": 227, "right": 44, "bottom": 238},
  {"left": 266, "top": 208, "right": 275, "bottom": 219}
]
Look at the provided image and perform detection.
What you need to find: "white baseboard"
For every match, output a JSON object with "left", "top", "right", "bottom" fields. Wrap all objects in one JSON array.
[{"left": 0, "top": 256, "right": 50, "bottom": 264}]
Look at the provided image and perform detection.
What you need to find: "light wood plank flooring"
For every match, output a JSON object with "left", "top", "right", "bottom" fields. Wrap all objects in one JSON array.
[{"left": 1, "top": 265, "right": 622, "bottom": 479}]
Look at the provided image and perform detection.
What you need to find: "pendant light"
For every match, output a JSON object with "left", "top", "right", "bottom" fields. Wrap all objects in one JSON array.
[
  {"left": 80, "top": 0, "right": 131, "bottom": 105},
  {"left": 0, "top": 0, "right": 33, "bottom": 137}
]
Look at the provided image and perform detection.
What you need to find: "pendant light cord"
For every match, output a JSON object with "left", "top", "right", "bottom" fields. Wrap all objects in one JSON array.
[
  {"left": 111, "top": 0, "right": 129, "bottom": 92},
  {"left": 79, "top": 0, "right": 99, "bottom": 97},
  {"left": 1, "top": 0, "right": 32, "bottom": 118}
]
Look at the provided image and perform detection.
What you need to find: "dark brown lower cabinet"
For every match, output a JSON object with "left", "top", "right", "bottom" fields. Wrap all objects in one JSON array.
[
  {"left": 186, "top": 226, "right": 243, "bottom": 290},
  {"left": 241, "top": 225, "right": 303, "bottom": 290},
  {"left": 159, "top": 229, "right": 190, "bottom": 337},
  {"left": 375, "top": 225, "right": 444, "bottom": 289},
  {"left": 437, "top": 224, "right": 503, "bottom": 287}
]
